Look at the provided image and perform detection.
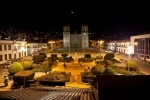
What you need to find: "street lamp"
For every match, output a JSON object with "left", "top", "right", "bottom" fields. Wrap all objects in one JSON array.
[
  {"left": 48, "top": 41, "right": 55, "bottom": 49},
  {"left": 98, "top": 40, "right": 104, "bottom": 56},
  {"left": 127, "top": 45, "right": 132, "bottom": 72},
  {"left": 127, "top": 42, "right": 138, "bottom": 72},
  {"left": 83, "top": 43, "right": 85, "bottom": 57}
]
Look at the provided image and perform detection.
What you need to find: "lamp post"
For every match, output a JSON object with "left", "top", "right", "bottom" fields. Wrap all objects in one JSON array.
[
  {"left": 127, "top": 45, "right": 132, "bottom": 72},
  {"left": 68, "top": 43, "right": 70, "bottom": 56},
  {"left": 83, "top": 43, "right": 85, "bottom": 57},
  {"left": 98, "top": 40, "right": 103, "bottom": 56},
  {"left": 127, "top": 42, "right": 138, "bottom": 72},
  {"left": 48, "top": 41, "right": 55, "bottom": 49}
]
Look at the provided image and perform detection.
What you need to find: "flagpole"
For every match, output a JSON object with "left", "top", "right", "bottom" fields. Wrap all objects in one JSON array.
[
  {"left": 69, "top": 44, "right": 70, "bottom": 56},
  {"left": 83, "top": 43, "right": 84, "bottom": 57}
]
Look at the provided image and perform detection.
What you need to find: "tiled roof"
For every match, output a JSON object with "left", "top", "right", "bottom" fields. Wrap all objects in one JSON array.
[{"left": 0, "top": 86, "right": 96, "bottom": 100}]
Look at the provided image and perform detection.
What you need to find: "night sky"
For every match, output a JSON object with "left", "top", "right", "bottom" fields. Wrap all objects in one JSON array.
[{"left": 0, "top": 1, "right": 150, "bottom": 40}]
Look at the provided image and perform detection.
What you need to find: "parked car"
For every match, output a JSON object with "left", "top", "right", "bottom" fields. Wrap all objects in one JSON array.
[
  {"left": 5, "top": 63, "right": 12, "bottom": 68},
  {"left": 105, "top": 50, "right": 114, "bottom": 53},
  {"left": 4, "top": 60, "right": 12, "bottom": 68}
]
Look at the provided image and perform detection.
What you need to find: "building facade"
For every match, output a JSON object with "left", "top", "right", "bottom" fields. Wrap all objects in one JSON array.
[
  {"left": 106, "top": 40, "right": 130, "bottom": 54},
  {"left": 0, "top": 40, "right": 27, "bottom": 64},
  {"left": 63, "top": 25, "right": 89, "bottom": 48},
  {"left": 27, "top": 43, "right": 47, "bottom": 54},
  {"left": 130, "top": 34, "right": 150, "bottom": 62}
]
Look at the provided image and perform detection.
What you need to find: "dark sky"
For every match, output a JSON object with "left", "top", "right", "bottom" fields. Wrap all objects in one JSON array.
[{"left": 0, "top": 1, "right": 150, "bottom": 39}]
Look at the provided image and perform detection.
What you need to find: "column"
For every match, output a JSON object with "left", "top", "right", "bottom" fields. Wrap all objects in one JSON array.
[{"left": 144, "top": 39, "right": 146, "bottom": 62}]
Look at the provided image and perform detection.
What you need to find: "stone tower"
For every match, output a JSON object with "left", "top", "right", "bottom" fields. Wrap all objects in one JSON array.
[
  {"left": 81, "top": 25, "right": 89, "bottom": 48},
  {"left": 63, "top": 25, "right": 71, "bottom": 48}
]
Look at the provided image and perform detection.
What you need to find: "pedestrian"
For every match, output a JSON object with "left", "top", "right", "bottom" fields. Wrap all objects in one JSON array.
[
  {"left": 63, "top": 63, "right": 66, "bottom": 68},
  {"left": 87, "top": 67, "right": 90, "bottom": 72}
]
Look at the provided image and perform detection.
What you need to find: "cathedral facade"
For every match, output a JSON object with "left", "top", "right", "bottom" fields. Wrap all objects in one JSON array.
[{"left": 63, "top": 25, "right": 89, "bottom": 48}]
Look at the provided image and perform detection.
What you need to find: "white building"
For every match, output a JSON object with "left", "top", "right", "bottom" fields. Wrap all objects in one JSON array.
[
  {"left": 0, "top": 40, "right": 27, "bottom": 64},
  {"left": 27, "top": 42, "right": 47, "bottom": 54},
  {"left": 130, "top": 34, "right": 150, "bottom": 62},
  {"left": 106, "top": 40, "right": 130, "bottom": 54}
]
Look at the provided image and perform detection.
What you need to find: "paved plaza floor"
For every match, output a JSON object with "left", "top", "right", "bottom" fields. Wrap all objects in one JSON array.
[{"left": 1, "top": 47, "right": 150, "bottom": 91}]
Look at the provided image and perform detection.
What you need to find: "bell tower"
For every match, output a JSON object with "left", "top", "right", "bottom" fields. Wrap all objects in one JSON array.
[
  {"left": 81, "top": 24, "right": 89, "bottom": 48},
  {"left": 63, "top": 25, "right": 71, "bottom": 48}
]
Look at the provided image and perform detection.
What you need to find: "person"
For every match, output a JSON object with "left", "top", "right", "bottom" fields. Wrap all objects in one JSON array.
[
  {"left": 87, "top": 67, "right": 90, "bottom": 72},
  {"left": 63, "top": 63, "right": 66, "bottom": 68},
  {"left": 4, "top": 75, "right": 8, "bottom": 86}
]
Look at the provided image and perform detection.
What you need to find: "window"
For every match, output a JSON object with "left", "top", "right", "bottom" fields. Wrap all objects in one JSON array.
[
  {"left": 9, "top": 54, "right": 11, "bottom": 59},
  {"left": 8, "top": 45, "right": 11, "bottom": 50},
  {"left": 5, "top": 54, "right": 7, "bottom": 60},
  {"left": 0, "top": 55, "right": 3, "bottom": 61},
  {"left": 0, "top": 45, "right": 2, "bottom": 51},
  {"left": 24, "top": 52, "right": 26, "bottom": 56},
  {"left": 18, "top": 46, "right": 20, "bottom": 49},
  {"left": 4, "top": 45, "right": 7, "bottom": 50},
  {"left": 19, "top": 52, "right": 21, "bottom": 57},
  {"left": 14, "top": 54, "right": 16, "bottom": 59}
]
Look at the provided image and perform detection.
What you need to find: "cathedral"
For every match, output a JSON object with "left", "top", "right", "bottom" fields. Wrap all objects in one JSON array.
[{"left": 63, "top": 25, "right": 89, "bottom": 48}]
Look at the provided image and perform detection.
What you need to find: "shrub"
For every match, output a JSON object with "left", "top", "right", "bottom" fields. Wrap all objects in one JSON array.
[
  {"left": 81, "top": 72, "right": 95, "bottom": 83},
  {"left": 19, "top": 61, "right": 32, "bottom": 70},
  {"left": 51, "top": 54, "right": 57, "bottom": 58},
  {"left": 104, "top": 53, "right": 114, "bottom": 61},
  {"left": 91, "top": 64, "right": 105, "bottom": 75},
  {"left": 84, "top": 54, "right": 91, "bottom": 58},
  {"left": 47, "top": 57, "right": 53, "bottom": 65},
  {"left": 36, "top": 71, "right": 71, "bottom": 82},
  {"left": 39, "top": 53, "right": 47, "bottom": 58},
  {"left": 126, "top": 60, "right": 138, "bottom": 71},
  {"left": 112, "top": 59, "right": 121, "bottom": 63},
  {"left": 9, "top": 62, "right": 24, "bottom": 75},
  {"left": 32, "top": 63, "right": 41, "bottom": 69},
  {"left": 42, "top": 61, "right": 51, "bottom": 74},
  {"left": 52, "top": 57, "right": 58, "bottom": 62},
  {"left": 102, "top": 67, "right": 117, "bottom": 75},
  {"left": 61, "top": 54, "right": 68, "bottom": 57},
  {"left": 113, "top": 67, "right": 129, "bottom": 75},
  {"left": 32, "top": 55, "right": 45, "bottom": 63}
]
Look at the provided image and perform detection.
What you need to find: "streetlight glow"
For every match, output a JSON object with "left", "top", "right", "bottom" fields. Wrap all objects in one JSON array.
[
  {"left": 20, "top": 47, "right": 25, "bottom": 51},
  {"left": 127, "top": 45, "right": 132, "bottom": 54}
]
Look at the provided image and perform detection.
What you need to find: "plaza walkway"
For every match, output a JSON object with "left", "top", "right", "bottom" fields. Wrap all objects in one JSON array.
[{"left": 1, "top": 47, "right": 150, "bottom": 91}]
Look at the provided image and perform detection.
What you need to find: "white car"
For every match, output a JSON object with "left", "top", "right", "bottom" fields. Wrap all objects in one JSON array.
[
  {"left": 4, "top": 61, "right": 12, "bottom": 68},
  {"left": 5, "top": 64, "right": 12, "bottom": 68}
]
